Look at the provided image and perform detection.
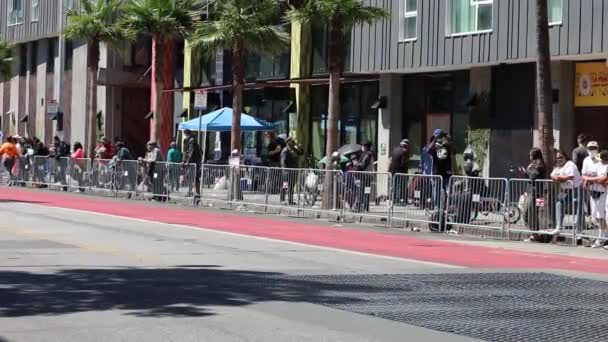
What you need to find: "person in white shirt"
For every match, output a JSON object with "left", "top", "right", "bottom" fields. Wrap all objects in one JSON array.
[
  {"left": 581, "top": 142, "right": 607, "bottom": 248},
  {"left": 550, "top": 149, "right": 582, "bottom": 233}
]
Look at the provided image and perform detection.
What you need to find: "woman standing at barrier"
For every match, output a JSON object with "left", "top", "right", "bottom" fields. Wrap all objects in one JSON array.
[
  {"left": 582, "top": 143, "right": 606, "bottom": 248},
  {"left": 523, "top": 148, "right": 547, "bottom": 242},
  {"left": 71, "top": 142, "right": 85, "bottom": 191},
  {"left": 550, "top": 150, "right": 582, "bottom": 235}
]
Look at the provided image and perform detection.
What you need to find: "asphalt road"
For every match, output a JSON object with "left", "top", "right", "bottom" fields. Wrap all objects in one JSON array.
[{"left": 0, "top": 200, "right": 607, "bottom": 342}]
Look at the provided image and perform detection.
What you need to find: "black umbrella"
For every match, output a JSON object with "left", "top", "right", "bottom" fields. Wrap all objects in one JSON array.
[{"left": 338, "top": 144, "right": 362, "bottom": 156}]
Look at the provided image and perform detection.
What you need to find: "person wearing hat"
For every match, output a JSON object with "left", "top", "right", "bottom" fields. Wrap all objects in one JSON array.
[
  {"left": 582, "top": 141, "right": 606, "bottom": 248},
  {"left": 139, "top": 141, "right": 165, "bottom": 201},
  {"left": 280, "top": 137, "right": 302, "bottom": 205},
  {"left": 425, "top": 129, "right": 454, "bottom": 192}
]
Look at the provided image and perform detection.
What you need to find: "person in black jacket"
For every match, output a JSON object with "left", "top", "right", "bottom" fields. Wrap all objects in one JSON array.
[
  {"left": 183, "top": 129, "right": 202, "bottom": 196},
  {"left": 280, "top": 138, "right": 302, "bottom": 205}
]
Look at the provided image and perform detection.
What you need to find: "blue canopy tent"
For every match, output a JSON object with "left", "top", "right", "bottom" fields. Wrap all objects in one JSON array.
[
  {"left": 178, "top": 107, "right": 274, "bottom": 132},
  {"left": 178, "top": 107, "right": 274, "bottom": 161}
]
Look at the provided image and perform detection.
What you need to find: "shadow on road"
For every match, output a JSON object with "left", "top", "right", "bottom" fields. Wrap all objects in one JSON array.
[
  {"left": 0, "top": 267, "right": 384, "bottom": 318},
  {"left": 0, "top": 199, "right": 48, "bottom": 204}
]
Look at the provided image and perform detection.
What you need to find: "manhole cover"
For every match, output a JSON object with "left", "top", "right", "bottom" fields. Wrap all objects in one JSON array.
[{"left": 276, "top": 273, "right": 608, "bottom": 342}]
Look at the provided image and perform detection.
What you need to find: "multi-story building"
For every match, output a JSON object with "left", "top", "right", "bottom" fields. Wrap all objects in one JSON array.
[
  {"left": 0, "top": 0, "right": 151, "bottom": 157},
  {"left": 186, "top": 1, "right": 608, "bottom": 177},
  {"left": 349, "top": 0, "right": 608, "bottom": 176}
]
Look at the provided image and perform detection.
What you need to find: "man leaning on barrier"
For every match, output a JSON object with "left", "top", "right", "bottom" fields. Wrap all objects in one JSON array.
[{"left": 582, "top": 143, "right": 606, "bottom": 249}]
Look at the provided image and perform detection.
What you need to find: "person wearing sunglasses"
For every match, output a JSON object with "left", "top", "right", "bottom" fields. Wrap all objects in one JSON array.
[{"left": 550, "top": 149, "right": 582, "bottom": 235}]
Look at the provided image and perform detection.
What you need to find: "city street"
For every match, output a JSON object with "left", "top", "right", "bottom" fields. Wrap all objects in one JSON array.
[{"left": 1, "top": 188, "right": 608, "bottom": 342}]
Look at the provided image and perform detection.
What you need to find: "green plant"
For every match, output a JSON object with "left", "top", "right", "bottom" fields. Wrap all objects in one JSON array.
[{"left": 467, "top": 128, "right": 490, "bottom": 167}]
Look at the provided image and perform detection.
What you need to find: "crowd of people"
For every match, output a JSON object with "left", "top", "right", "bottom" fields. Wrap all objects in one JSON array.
[{"left": 2, "top": 129, "right": 608, "bottom": 249}]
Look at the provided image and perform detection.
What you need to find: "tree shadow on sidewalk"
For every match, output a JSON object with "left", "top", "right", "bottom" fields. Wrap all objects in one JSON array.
[{"left": 0, "top": 267, "right": 393, "bottom": 318}]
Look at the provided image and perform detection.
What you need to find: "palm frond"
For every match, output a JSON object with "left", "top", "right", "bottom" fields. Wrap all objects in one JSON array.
[
  {"left": 190, "top": 0, "right": 290, "bottom": 59},
  {"left": 120, "top": 0, "right": 203, "bottom": 39},
  {"left": 64, "top": 0, "right": 131, "bottom": 48},
  {"left": 286, "top": 0, "right": 388, "bottom": 30}
]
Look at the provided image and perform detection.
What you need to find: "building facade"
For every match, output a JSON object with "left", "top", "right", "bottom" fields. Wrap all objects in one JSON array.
[
  {"left": 348, "top": 0, "right": 608, "bottom": 176},
  {"left": 0, "top": 0, "right": 151, "bottom": 156}
]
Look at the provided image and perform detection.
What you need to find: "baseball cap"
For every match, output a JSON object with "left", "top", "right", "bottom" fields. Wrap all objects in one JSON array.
[
  {"left": 587, "top": 141, "right": 599, "bottom": 149},
  {"left": 433, "top": 129, "right": 445, "bottom": 137},
  {"left": 599, "top": 150, "right": 608, "bottom": 162},
  {"left": 400, "top": 139, "right": 410, "bottom": 146}
]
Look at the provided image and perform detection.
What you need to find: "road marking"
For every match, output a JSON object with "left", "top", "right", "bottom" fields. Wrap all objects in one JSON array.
[
  {"left": 8, "top": 203, "right": 463, "bottom": 269},
  {"left": 0, "top": 224, "right": 164, "bottom": 264}
]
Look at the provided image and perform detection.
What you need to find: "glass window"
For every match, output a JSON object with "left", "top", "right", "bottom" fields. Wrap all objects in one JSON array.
[
  {"left": 311, "top": 21, "right": 328, "bottom": 74},
  {"left": 548, "top": 0, "right": 562, "bottom": 25},
  {"left": 8, "top": 0, "right": 24, "bottom": 25},
  {"left": 31, "top": 0, "right": 39, "bottom": 21},
  {"left": 448, "top": 0, "right": 493, "bottom": 35},
  {"left": 401, "top": 0, "right": 417, "bottom": 40}
]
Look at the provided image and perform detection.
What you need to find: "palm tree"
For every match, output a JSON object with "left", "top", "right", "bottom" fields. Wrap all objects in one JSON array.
[
  {"left": 287, "top": 0, "right": 388, "bottom": 169},
  {"left": 121, "top": 0, "right": 202, "bottom": 150},
  {"left": 0, "top": 41, "right": 14, "bottom": 80},
  {"left": 64, "top": 0, "right": 129, "bottom": 158},
  {"left": 189, "top": 0, "right": 290, "bottom": 151},
  {"left": 535, "top": 0, "right": 555, "bottom": 168}
]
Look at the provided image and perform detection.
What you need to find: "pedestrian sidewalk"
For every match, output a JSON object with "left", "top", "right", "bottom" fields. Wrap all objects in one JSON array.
[{"left": 2, "top": 186, "right": 608, "bottom": 275}]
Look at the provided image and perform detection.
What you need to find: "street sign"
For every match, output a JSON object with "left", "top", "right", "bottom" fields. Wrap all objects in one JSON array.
[
  {"left": 194, "top": 90, "right": 207, "bottom": 110},
  {"left": 47, "top": 100, "right": 59, "bottom": 115}
]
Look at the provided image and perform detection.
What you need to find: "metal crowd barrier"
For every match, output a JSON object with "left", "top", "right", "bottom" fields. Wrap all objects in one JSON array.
[
  {"left": 265, "top": 167, "right": 301, "bottom": 215},
  {"left": 231, "top": 165, "right": 269, "bottom": 212},
  {"left": 507, "top": 179, "right": 578, "bottom": 241},
  {"left": 446, "top": 176, "right": 509, "bottom": 234},
  {"left": 575, "top": 184, "right": 607, "bottom": 245},
  {"left": 341, "top": 171, "right": 391, "bottom": 225},
  {"left": 30, "top": 156, "right": 70, "bottom": 190},
  {"left": 391, "top": 174, "right": 444, "bottom": 231},
  {"left": 200, "top": 164, "right": 232, "bottom": 207},
  {"left": 298, "top": 169, "right": 343, "bottom": 221},
  {"left": 8, "top": 158, "right": 608, "bottom": 245}
]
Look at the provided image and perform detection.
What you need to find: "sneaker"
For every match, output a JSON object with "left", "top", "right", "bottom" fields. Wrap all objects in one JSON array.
[
  {"left": 548, "top": 227, "right": 562, "bottom": 235},
  {"left": 524, "top": 236, "right": 536, "bottom": 243},
  {"left": 591, "top": 239, "right": 603, "bottom": 248},
  {"left": 604, "top": 245, "right": 608, "bottom": 251}
]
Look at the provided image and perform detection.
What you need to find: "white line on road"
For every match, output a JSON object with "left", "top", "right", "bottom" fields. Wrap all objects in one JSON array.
[{"left": 11, "top": 203, "right": 464, "bottom": 269}]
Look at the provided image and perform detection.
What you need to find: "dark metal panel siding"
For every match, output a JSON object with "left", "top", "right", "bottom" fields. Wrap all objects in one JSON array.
[
  {"left": 350, "top": 0, "right": 608, "bottom": 73},
  {"left": 591, "top": 0, "right": 604, "bottom": 53}
]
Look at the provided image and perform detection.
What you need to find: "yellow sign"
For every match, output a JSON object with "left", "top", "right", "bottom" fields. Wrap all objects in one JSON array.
[{"left": 575, "top": 62, "right": 608, "bottom": 107}]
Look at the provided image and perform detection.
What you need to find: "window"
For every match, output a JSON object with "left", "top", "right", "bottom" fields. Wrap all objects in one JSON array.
[
  {"left": 8, "top": 0, "right": 25, "bottom": 25},
  {"left": 448, "top": 0, "right": 493, "bottom": 35},
  {"left": 548, "top": 0, "right": 562, "bottom": 25},
  {"left": 400, "top": 0, "right": 418, "bottom": 40},
  {"left": 64, "top": 0, "right": 74, "bottom": 10},
  {"left": 31, "top": 0, "right": 39, "bottom": 21}
]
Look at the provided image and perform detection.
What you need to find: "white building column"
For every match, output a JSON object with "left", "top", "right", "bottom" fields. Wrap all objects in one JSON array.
[
  {"left": 376, "top": 74, "right": 403, "bottom": 173},
  {"left": 35, "top": 40, "right": 48, "bottom": 141},
  {"left": 70, "top": 43, "right": 88, "bottom": 145}
]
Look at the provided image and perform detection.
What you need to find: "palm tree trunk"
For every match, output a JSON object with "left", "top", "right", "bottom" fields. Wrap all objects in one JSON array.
[
  {"left": 86, "top": 41, "right": 100, "bottom": 159},
  {"left": 323, "top": 21, "right": 345, "bottom": 210},
  {"left": 535, "top": 0, "right": 555, "bottom": 169},
  {"left": 325, "top": 22, "right": 343, "bottom": 169},
  {"left": 151, "top": 34, "right": 164, "bottom": 147},
  {"left": 231, "top": 43, "right": 245, "bottom": 152}
]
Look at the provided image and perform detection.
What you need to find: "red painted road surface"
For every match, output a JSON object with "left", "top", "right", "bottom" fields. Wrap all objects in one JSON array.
[{"left": 2, "top": 187, "right": 608, "bottom": 275}]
